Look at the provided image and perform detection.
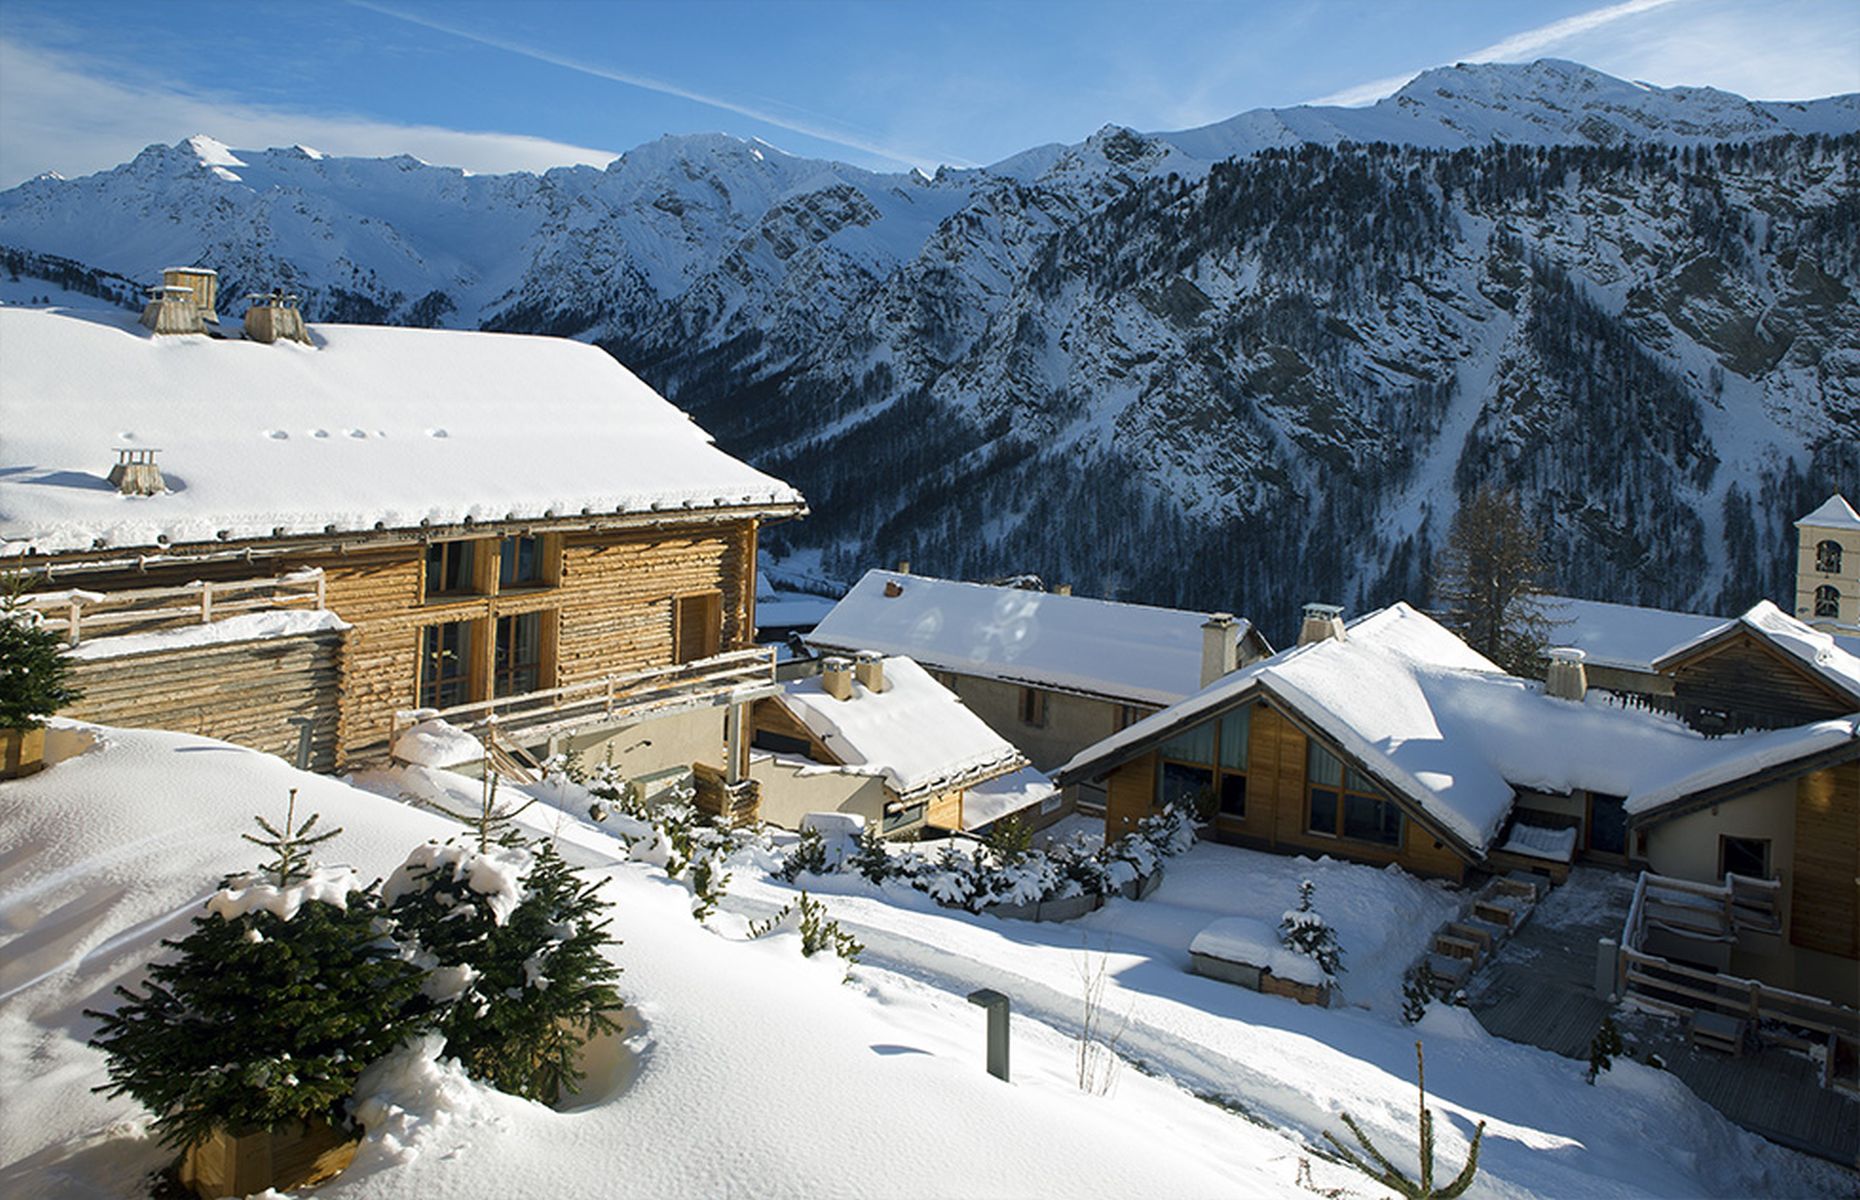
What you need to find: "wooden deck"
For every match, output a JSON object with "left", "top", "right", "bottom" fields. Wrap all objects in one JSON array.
[{"left": 1465, "top": 867, "right": 1859, "bottom": 1167}]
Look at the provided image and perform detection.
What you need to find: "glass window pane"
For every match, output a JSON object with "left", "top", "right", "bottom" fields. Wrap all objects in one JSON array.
[
  {"left": 1346, "top": 766, "right": 1377, "bottom": 794},
  {"left": 1159, "top": 722, "right": 1215, "bottom": 765},
  {"left": 1159, "top": 761, "right": 1212, "bottom": 811},
  {"left": 1219, "top": 773, "right": 1246, "bottom": 818},
  {"left": 1343, "top": 794, "right": 1401, "bottom": 844},
  {"left": 1220, "top": 708, "right": 1250, "bottom": 770},
  {"left": 500, "top": 536, "right": 543, "bottom": 587},
  {"left": 1307, "top": 742, "right": 1343, "bottom": 787},
  {"left": 1308, "top": 788, "right": 1338, "bottom": 835}
]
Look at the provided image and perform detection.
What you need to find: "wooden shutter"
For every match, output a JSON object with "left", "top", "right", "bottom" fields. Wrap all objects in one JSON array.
[{"left": 675, "top": 591, "right": 723, "bottom": 663}]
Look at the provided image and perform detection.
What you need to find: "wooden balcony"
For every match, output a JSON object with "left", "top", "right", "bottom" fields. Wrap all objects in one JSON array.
[
  {"left": 390, "top": 647, "right": 780, "bottom": 754},
  {"left": 19, "top": 569, "right": 328, "bottom": 645}
]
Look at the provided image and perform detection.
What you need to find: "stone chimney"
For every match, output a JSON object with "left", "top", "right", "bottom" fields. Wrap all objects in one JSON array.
[
  {"left": 138, "top": 284, "right": 204, "bottom": 335},
  {"left": 854, "top": 650, "right": 885, "bottom": 693},
  {"left": 821, "top": 656, "right": 854, "bottom": 701},
  {"left": 1201, "top": 613, "right": 1239, "bottom": 687},
  {"left": 107, "top": 448, "right": 166, "bottom": 496},
  {"left": 1297, "top": 603, "right": 1347, "bottom": 646},
  {"left": 163, "top": 267, "right": 218, "bottom": 323},
  {"left": 243, "top": 291, "right": 311, "bottom": 345},
  {"left": 896, "top": 560, "right": 912, "bottom": 575},
  {"left": 1545, "top": 647, "right": 1588, "bottom": 702},
  {"left": 1053, "top": 583, "right": 1072, "bottom": 596}
]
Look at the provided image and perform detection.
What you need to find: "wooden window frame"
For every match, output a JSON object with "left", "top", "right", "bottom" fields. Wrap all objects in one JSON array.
[
  {"left": 418, "top": 618, "right": 481, "bottom": 710},
  {"left": 1152, "top": 710, "right": 1249, "bottom": 821},
  {"left": 422, "top": 539, "right": 485, "bottom": 602},
  {"left": 497, "top": 533, "right": 561, "bottom": 592},
  {"left": 1305, "top": 742, "right": 1403, "bottom": 849},
  {"left": 672, "top": 589, "right": 725, "bottom": 664},
  {"left": 1718, "top": 835, "right": 1771, "bottom": 881},
  {"left": 492, "top": 609, "right": 553, "bottom": 698}
]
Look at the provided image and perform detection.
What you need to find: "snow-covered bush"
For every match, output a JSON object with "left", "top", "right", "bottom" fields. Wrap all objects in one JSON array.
[
  {"left": 777, "top": 826, "right": 830, "bottom": 882},
  {"left": 1279, "top": 879, "right": 1344, "bottom": 979},
  {"left": 86, "top": 794, "right": 427, "bottom": 1152},
  {"left": 0, "top": 581, "right": 81, "bottom": 728},
  {"left": 748, "top": 892, "right": 863, "bottom": 981},
  {"left": 1401, "top": 964, "right": 1432, "bottom": 1025},
  {"left": 384, "top": 835, "right": 623, "bottom": 1105}
]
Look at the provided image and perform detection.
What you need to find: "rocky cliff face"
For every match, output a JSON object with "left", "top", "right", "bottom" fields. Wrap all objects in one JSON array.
[{"left": 3, "top": 61, "right": 1855, "bottom": 638}]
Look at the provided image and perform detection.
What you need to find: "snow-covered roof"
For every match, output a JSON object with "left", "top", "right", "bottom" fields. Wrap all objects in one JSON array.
[
  {"left": 960, "top": 765, "right": 1059, "bottom": 832},
  {"left": 1624, "top": 717, "right": 1860, "bottom": 818},
  {"left": 776, "top": 656, "right": 1026, "bottom": 802},
  {"left": 1796, "top": 494, "right": 1860, "bottom": 531},
  {"left": 1537, "top": 595, "right": 1726, "bottom": 673},
  {"left": 807, "top": 570, "right": 1259, "bottom": 706},
  {"left": 1653, "top": 601, "right": 1860, "bottom": 705},
  {"left": 0, "top": 306, "right": 804, "bottom": 557},
  {"left": 1057, "top": 603, "right": 1860, "bottom": 857}
]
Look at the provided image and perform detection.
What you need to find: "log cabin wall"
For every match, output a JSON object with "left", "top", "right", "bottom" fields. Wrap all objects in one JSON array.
[
  {"left": 1100, "top": 700, "right": 1468, "bottom": 882},
  {"left": 63, "top": 629, "right": 343, "bottom": 770},
  {"left": 1667, "top": 634, "right": 1855, "bottom": 733}
]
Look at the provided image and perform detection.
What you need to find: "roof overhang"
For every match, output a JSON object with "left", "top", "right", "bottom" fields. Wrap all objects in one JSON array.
[
  {"left": 1627, "top": 737, "right": 1860, "bottom": 829},
  {"left": 1651, "top": 621, "right": 1860, "bottom": 710}
]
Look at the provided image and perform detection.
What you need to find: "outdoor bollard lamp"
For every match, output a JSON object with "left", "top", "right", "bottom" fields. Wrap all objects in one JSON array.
[{"left": 966, "top": 988, "right": 1010, "bottom": 1082}]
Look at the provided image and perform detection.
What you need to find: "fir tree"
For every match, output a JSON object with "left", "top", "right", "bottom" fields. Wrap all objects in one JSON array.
[
  {"left": 86, "top": 794, "right": 426, "bottom": 1151},
  {"left": 1401, "top": 965, "right": 1432, "bottom": 1025},
  {"left": 1324, "top": 1042, "right": 1485, "bottom": 1200},
  {"left": 847, "top": 822, "right": 895, "bottom": 884},
  {"left": 1279, "top": 879, "right": 1344, "bottom": 978},
  {"left": 0, "top": 578, "right": 81, "bottom": 728},
  {"left": 385, "top": 836, "right": 623, "bottom": 1104},
  {"left": 1431, "top": 487, "right": 1558, "bottom": 675},
  {"left": 1586, "top": 1016, "right": 1625, "bottom": 1084}
]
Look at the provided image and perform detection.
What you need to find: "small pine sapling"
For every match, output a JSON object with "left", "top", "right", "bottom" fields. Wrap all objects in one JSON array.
[
  {"left": 748, "top": 892, "right": 862, "bottom": 981},
  {"left": 86, "top": 792, "right": 426, "bottom": 1152},
  {"left": 1586, "top": 1016, "right": 1625, "bottom": 1084},
  {"left": 1280, "top": 880, "right": 1344, "bottom": 978},
  {"left": 385, "top": 835, "right": 623, "bottom": 1104},
  {"left": 847, "top": 822, "right": 894, "bottom": 884},
  {"left": 1323, "top": 1041, "right": 1484, "bottom": 1200},
  {"left": 1401, "top": 964, "right": 1433, "bottom": 1025},
  {"left": 983, "top": 814, "right": 1033, "bottom": 867},
  {"left": 777, "top": 825, "right": 830, "bottom": 882}
]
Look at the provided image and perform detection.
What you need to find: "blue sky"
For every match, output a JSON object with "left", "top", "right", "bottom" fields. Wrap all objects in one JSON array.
[{"left": 1, "top": 0, "right": 1855, "bottom": 187}]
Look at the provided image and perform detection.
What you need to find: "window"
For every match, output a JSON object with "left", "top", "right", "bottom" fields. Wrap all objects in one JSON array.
[
  {"left": 419, "top": 620, "right": 476, "bottom": 709},
  {"left": 493, "top": 611, "right": 544, "bottom": 697},
  {"left": 499, "top": 535, "right": 546, "bottom": 589},
  {"left": 882, "top": 800, "right": 927, "bottom": 832},
  {"left": 1720, "top": 836, "right": 1771, "bottom": 880},
  {"left": 1159, "top": 761, "right": 1213, "bottom": 810},
  {"left": 1019, "top": 686, "right": 1048, "bottom": 728},
  {"left": 1218, "top": 705, "right": 1249, "bottom": 818},
  {"left": 1814, "top": 584, "right": 1840, "bottom": 618},
  {"left": 673, "top": 591, "right": 723, "bottom": 663},
  {"left": 1153, "top": 711, "right": 1250, "bottom": 820},
  {"left": 1816, "top": 539, "right": 1843, "bottom": 575},
  {"left": 1306, "top": 743, "right": 1401, "bottom": 846},
  {"left": 1588, "top": 793, "right": 1628, "bottom": 856},
  {"left": 424, "top": 540, "right": 476, "bottom": 598}
]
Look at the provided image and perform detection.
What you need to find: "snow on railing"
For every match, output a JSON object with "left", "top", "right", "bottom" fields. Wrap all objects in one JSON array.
[
  {"left": 19, "top": 569, "right": 327, "bottom": 646},
  {"left": 390, "top": 647, "right": 778, "bottom": 751}
]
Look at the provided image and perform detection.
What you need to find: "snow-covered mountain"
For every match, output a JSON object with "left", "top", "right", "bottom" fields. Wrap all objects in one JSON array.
[{"left": 3, "top": 60, "right": 1856, "bottom": 637}]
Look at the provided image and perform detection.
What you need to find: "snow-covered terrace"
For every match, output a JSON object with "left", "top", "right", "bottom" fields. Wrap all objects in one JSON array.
[
  {"left": 0, "top": 306, "right": 804, "bottom": 558},
  {"left": 808, "top": 569, "right": 1257, "bottom": 706}
]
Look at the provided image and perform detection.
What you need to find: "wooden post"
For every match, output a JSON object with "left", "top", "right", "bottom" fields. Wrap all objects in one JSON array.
[
  {"left": 66, "top": 598, "right": 81, "bottom": 646},
  {"left": 200, "top": 581, "right": 214, "bottom": 624},
  {"left": 314, "top": 571, "right": 326, "bottom": 610},
  {"left": 724, "top": 700, "right": 745, "bottom": 784}
]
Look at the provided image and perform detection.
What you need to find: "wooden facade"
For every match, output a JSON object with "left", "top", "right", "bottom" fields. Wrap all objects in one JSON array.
[
  {"left": 1102, "top": 699, "right": 1469, "bottom": 882},
  {"left": 38, "top": 511, "right": 772, "bottom": 770},
  {"left": 1661, "top": 629, "right": 1857, "bottom": 734},
  {"left": 1792, "top": 762, "right": 1860, "bottom": 961}
]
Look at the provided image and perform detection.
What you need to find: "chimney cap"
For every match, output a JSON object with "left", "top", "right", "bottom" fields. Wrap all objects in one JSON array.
[
  {"left": 1203, "top": 611, "right": 1236, "bottom": 627},
  {"left": 1547, "top": 646, "right": 1586, "bottom": 663},
  {"left": 822, "top": 656, "right": 852, "bottom": 670},
  {"left": 854, "top": 650, "right": 885, "bottom": 664},
  {"left": 1302, "top": 602, "right": 1345, "bottom": 618}
]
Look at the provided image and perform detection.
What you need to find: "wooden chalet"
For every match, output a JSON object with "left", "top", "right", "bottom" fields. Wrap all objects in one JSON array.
[
  {"left": 1056, "top": 600, "right": 1860, "bottom": 1010},
  {"left": 807, "top": 569, "right": 1270, "bottom": 824},
  {"left": 749, "top": 653, "right": 1053, "bottom": 837},
  {"left": 1, "top": 295, "right": 804, "bottom": 796}
]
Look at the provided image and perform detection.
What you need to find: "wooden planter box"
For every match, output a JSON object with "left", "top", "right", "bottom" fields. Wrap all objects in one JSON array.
[
  {"left": 178, "top": 1118, "right": 358, "bottom": 1199},
  {"left": 1258, "top": 969, "right": 1332, "bottom": 1008},
  {"left": 0, "top": 726, "right": 45, "bottom": 779}
]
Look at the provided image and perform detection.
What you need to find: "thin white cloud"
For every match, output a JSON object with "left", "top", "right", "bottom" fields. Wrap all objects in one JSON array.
[
  {"left": 348, "top": 0, "right": 976, "bottom": 171},
  {"left": 0, "top": 37, "right": 621, "bottom": 189},
  {"left": 1305, "top": 0, "right": 1688, "bottom": 107}
]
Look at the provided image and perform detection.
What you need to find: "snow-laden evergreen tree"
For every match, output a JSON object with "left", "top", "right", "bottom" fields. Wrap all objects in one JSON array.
[
  {"left": 847, "top": 822, "right": 895, "bottom": 884},
  {"left": 1431, "top": 487, "right": 1557, "bottom": 675},
  {"left": 384, "top": 835, "right": 623, "bottom": 1104},
  {"left": 0, "top": 578, "right": 80, "bottom": 727},
  {"left": 1279, "top": 879, "right": 1344, "bottom": 978},
  {"left": 86, "top": 792, "right": 426, "bottom": 1151},
  {"left": 1586, "top": 1016, "right": 1625, "bottom": 1084}
]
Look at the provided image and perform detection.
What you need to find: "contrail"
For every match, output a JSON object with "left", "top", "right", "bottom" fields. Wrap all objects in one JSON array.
[{"left": 347, "top": 0, "right": 976, "bottom": 170}]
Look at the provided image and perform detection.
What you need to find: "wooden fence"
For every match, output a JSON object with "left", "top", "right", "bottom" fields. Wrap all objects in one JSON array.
[
  {"left": 1620, "top": 870, "right": 1856, "bottom": 1090},
  {"left": 21, "top": 570, "right": 327, "bottom": 645}
]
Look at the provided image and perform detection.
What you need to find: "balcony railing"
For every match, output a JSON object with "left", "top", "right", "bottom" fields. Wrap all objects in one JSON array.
[
  {"left": 18, "top": 570, "right": 328, "bottom": 646},
  {"left": 391, "top": 646, "right": 779, "bottom": 753}
]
